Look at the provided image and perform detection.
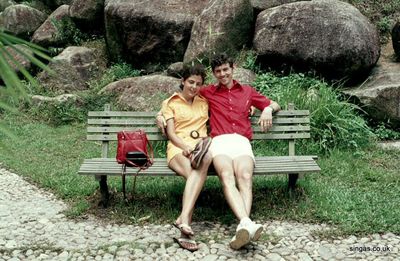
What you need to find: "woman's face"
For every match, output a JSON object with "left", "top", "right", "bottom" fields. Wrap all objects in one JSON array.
[{"left": 181, "top": 75, "right": 203, "bottom": 99}]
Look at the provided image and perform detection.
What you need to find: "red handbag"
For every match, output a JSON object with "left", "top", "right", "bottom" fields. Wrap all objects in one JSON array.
[
  {"left": 116, "top": 130, "right": 153, "bottom": 199},
  {"left": 116, "top": 130, "right": 153, "bottom": 167}
]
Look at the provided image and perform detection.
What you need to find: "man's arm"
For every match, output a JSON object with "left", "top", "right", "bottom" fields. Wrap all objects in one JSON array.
[
  {"left": 258, "top": 100, "right": 281, "bottom": 132},
  {"left": 155, "top": 111, "right": 167, "bottom": 136}
]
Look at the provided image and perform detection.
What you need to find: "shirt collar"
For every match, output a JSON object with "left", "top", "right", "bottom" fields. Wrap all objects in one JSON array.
[
  {"left": 168, "top": 92, "right": 205, "bottom": 103},
  {"left": 211, "top": 80, "right": 242, "bottom": 94}
]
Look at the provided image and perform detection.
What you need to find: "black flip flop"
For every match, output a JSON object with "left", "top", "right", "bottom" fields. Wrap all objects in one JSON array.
[{"left": 173, "top": 237, "right": 199, "bottom": 252}]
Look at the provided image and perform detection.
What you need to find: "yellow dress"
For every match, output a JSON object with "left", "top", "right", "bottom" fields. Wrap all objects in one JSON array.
[{"left": 161, "top": 93, "right": 209, "bottom": 163}]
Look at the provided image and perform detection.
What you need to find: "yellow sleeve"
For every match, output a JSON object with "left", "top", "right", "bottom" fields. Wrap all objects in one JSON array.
[{"left": 161, "top": 99, "right": 174, "bottom": 120}]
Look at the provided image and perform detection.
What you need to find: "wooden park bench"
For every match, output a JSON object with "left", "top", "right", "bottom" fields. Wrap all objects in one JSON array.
[{"left": 78, "top": 103, "right": 321, "bottom": 206}]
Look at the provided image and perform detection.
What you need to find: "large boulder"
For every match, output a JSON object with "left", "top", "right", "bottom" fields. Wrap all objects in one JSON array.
[
  {"left": 32, "top": 5, "right": 74, "bottom": 47},
  {"left": 184, "top": 0, "right": 253, "bottom": 63},
  {"left": 207, "top": 67, "right": 257, "bottom": 85},
  {"left": 0, "top": 44, "right": 33, "bottom": 73},
  {"left": 253, "top": 0, "right": 380, "bottom": 83},
  {"left": 38, "top": 46, "right": 106, "bottom": 92},
  {"left": 343, "top": 43, "right": 400, "bottom": 127},
  {"left": 0, "top": 4, "right": 47, "bottom": 38},
  {"left": 102, "top": 75, "right": 181, "bottom": 111},
  {"left": 250, "top": 0, "right": 305, "bottom": 13},
  {"left": 233, "top": 67, "right": 256, "bottom": 85},
  {"left": 0, "top": 0, "right": 15, "bottom": 12},
  {"left": 105, "top": 0, "right": 208, "bottom": 69},
  {"left": 41, "top": 0, "right": 73, "bottom": 10},
  {"left": 392, "top": 21, "right": 400, "bottom": 59},
  {"left": 31, "top": 93, "right": 82, "bottom": 107},
  {"left": 69, "top": 0, "right": 104, "bottom": 31}
]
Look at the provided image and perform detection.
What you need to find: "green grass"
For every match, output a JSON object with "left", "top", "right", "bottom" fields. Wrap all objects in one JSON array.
[{"left": 0, "top": 113, "right": 399, "bottom": 235}]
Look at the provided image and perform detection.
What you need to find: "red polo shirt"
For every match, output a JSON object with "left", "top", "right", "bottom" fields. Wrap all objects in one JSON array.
[{"left": 199, "top": 80, "right": 271, "bottom": 140}]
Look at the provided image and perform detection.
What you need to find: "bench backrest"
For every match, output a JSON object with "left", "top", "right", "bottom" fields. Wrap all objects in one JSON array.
[{"left": 87, "top": 103, "right": 310, "bottom": 157}]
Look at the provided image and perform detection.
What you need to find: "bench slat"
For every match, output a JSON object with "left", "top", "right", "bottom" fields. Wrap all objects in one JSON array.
[
  {"left": 88, "top": 110, "right": 310, "bottom": 117},
  {"left": 86, "top": 125, "right": 311, "bottom": 134},
  {"left": 82, "top": 156, "right": 319, "bottom": 161},
  {"left": 79, "top": 157, "right": 320, "bottom": 176},
  {"left": 79, "top": 156, "right": 320, "bottom": 174},
  {"left": 79, "top": 165, "right": 319, "bottom": 176},
  {"left": 87, "top": 132, "right": 311, "bottom": 141},
  {"left": 87, "top": 117, "right": 310, "bottom": 126}
]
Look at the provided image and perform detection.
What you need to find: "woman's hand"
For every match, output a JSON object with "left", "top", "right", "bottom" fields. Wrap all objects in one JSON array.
[{"left": 182, "top": 145, "right": 193, "bottom": 157}]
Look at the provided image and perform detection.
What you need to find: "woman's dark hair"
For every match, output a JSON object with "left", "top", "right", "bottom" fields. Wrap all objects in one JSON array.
[
  {"left": 211, "top": 53, "right": 234, "bottom": 72},
  {"left": 180, "top": 64, "right": 207, "bottom": 90}
]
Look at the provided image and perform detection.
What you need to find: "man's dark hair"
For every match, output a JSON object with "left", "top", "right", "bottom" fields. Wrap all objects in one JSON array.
[
  {"left": 180, "top": 64, "right": 206, "bottom": 90},
  {"left": 211, "top": 53, "right": 234, "bottom": 71}
]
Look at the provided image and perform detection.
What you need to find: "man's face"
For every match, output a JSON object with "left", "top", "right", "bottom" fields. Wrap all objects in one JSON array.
[{"left": 213, "top": 63, "right": 233, "bottom": 87}]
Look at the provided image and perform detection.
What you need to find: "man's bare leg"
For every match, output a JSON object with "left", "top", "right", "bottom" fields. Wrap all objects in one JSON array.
[
  {"left": 233, "top": 155, "right": 254, "bottom": 216},
  {"left": 213, "top": 155, "right": 249, "bottom": 220}
]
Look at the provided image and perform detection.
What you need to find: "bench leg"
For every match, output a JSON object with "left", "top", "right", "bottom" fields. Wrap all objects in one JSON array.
[
  {"left": 288, "top": 173, "right": 299, "bottom": 190},
  {"left": 99, "top": 175, "right": 110, "bottom": 208}
]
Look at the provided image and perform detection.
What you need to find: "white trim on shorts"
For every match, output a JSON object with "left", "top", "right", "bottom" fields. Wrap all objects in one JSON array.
[{"left": 209, "top": 133, "right": 255, "bottom": 161}]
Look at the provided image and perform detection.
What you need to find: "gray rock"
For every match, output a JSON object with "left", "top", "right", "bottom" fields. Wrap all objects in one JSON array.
[
  {"left": 318, "top": 246, "right": 333, "bottom": 260},
  {"left": 0, "top": 4, "right": 47, "bottom": 38},
  {"left": 2, "top": 44, "right": 33, "bottom": 73},
  {"left": 392, "top": 22, "right": 400, "bottom": 58},
  {"left": 343, "top": 43, "right": 400, "bottom": 127},
  {"left": 101, "top": 75, "right": 181, "bottom": 111},
  {"left": 265, "top": 253, "right": 284, "bottom": 261},
  {"left": 32, "top": 5, "right": 73, "bottom": 47},
  {"left": 202, "top": 254, "right": 219, "bottom": 261},
  {"left": 253, "top": 0, "right": 380, "bottom": 82},
  {"left": 250, "top": 0, "right": 306, "bottom": 13},
  {"left": 38, "top": 46, "right": 106, "bottom": 92},
  {"left": 233, "top": 67, "right": 256, "bottom": 85},
  {"left": 41, "top": 0, "right": 73, "bottom": 9},
  {"left": 297, "top": 252, "right": 313, "bottom": 261},
  {"left": 0, "top": 0, "right": 15, "bottom": 12},
  {"left": 69, "top": 0, "right": 104, "bottom": 30},
  {"left": 166, "top": 62, "right": 184, "bottom": 78},
  {"left": 105, "top": 0, "right": 207, "bottom": 68},
  {"left": 184, "top": 0, "right": 253, "bottom": 63}
]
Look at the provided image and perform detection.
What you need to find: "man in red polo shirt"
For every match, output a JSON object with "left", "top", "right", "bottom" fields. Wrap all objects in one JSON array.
[
  {"left": 201, "top": 53, "right": 280, "bottom": 249},
  {"left": 157, "top": 53, "right": 280, "bottom": 249}
]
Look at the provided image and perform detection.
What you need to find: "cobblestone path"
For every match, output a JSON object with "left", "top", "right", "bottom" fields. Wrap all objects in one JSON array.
[{"left": 0, "top": 168, "right": 398, "bottom": 260}]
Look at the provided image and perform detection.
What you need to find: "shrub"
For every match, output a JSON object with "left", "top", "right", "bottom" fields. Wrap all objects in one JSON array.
[
  {"left": 373, "top": 123, "right": 400, "bottom": 140},
  {"left": 252, "top": 73, "right": 375, "bottom": 154}
]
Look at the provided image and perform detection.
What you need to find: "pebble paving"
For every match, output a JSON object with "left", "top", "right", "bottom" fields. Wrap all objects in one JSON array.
[{"left": 0, "top": 167, "right": 398, "bottom": 260}]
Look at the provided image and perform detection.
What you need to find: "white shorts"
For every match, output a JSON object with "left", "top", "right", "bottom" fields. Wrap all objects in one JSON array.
[{"left": 209, "top": 133, "right": 255, "bottom": 161}]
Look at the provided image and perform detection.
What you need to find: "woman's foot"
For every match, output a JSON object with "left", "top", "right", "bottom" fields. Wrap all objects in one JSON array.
[{"left": 173, "top": 221, "right": 194, "bottom": 237}]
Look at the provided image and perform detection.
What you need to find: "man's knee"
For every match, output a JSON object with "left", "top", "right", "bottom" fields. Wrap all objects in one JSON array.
[
  {"left": 218, "top": 170, "right": 236, "bottom": 187},
  {"left": 237, "top": 171, "right": 253, "bottom": 184}
]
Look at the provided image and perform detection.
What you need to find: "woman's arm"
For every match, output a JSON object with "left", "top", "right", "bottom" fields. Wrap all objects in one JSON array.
[{"left": 166, "top": 118, "right": 193, "bottom": 157}]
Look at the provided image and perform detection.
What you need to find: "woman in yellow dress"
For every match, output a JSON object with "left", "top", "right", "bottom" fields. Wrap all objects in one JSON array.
[{"left": 160, "top": 64, "right": 211, "bottom": 251}]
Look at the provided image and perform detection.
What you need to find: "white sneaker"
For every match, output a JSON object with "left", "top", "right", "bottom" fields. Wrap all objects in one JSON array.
[
  {"left": 247, "top": 222, "right": 263, "bottom": 241},
  {"left": 229, "top": 224, "right": 250, "bottom": 250}
]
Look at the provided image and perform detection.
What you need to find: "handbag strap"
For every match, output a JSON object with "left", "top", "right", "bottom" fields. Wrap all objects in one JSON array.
[{"left": 144, "top": 134, "right": 154, "bottom": 165}]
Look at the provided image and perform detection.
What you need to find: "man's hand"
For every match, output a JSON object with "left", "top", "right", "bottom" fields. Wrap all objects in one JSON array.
[
  {"left": 258, "top": 107, "right": 273, "bottom": 132},
  {"left": 249, "top": 106, "right": 256, "bottom": 116},
  {"left": 156, "top": 115, "right": 167, "bottom": 136}
]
